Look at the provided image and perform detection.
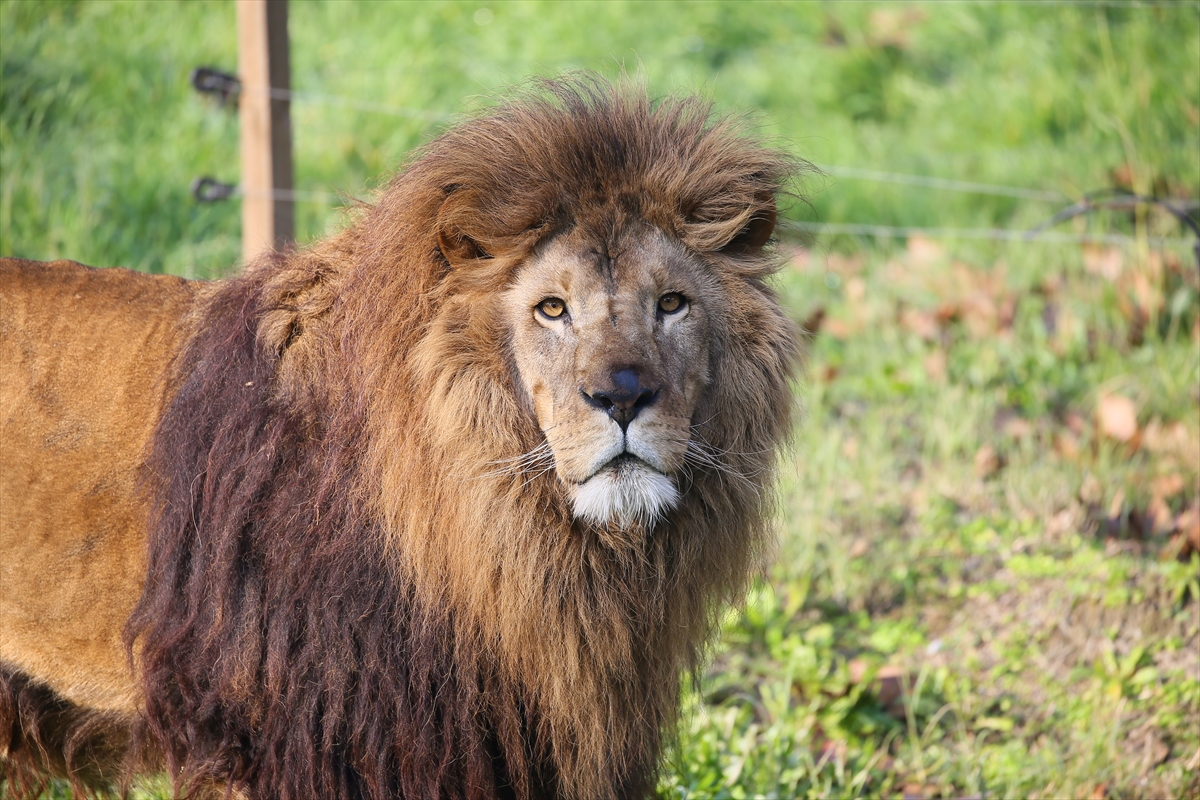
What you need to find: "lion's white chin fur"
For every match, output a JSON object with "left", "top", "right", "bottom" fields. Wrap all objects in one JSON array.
[{"left": 569, "top": 459, "right": 680, "bottom": 529}]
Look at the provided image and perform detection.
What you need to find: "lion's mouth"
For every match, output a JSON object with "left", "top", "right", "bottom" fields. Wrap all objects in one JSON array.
[
  {"left": 570, "top": 453, "right": 680, "bottom": 529},
  {"left": 595, "top": 451, "right": 646, "bottom": 476}
]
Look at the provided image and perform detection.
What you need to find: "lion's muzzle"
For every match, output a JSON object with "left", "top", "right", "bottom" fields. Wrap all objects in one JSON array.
[{"left": 580, "top": 367, "right": 660, "bottom": 432}]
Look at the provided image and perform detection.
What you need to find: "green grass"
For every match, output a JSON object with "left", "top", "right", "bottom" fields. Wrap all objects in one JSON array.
[
  {"left": 662, "top": 236, "right": 1199, "bottom": 798},
  {"left": 3, "top": 2, "right": 1198, "bottom": 798}
]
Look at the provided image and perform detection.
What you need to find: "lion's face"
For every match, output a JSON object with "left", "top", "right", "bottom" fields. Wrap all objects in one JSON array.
[{"left": 504, "top": 224, "right": 717, "bottom": 529}]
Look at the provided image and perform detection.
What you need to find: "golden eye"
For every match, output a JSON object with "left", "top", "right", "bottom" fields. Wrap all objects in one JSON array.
[
  {"left": 658, "top": 292, "right": 686, "bottom": 314},
  {"left": 537, "top": 298, "right": 567, "bottom": 319}
]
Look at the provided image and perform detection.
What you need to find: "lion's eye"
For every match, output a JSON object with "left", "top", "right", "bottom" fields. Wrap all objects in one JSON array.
[
  {"left": 537, "top": 298, "right": 567, "bottom": 320},
  {"left": 658, "top": 293, "right": 686, "bottom": 315}
]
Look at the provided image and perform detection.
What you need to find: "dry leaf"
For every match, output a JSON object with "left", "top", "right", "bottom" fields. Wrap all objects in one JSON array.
[
  {"left": 1083, "top": 245, "right": 1123, "bottom": 281},
  {"left": 906, "top": 234, "right": 944, "bottom": 268},
  {"left": 961, "top": 292, "right": 998, "bottom": 339},
  {"left": 1143, "top": 419, "right": 1195, "bottom": 457},
  {"left": 899, "top": 307, "right": 941, "bottom": 341},
  {"left": 845, "top": 276, "right": 866, "bottom": 304},
  {"left": 1002, "top": 416, "right": 1034, "bottom": 440},
  {"left": 1108, "top": 488, "right": 1126, "bottom": 520},
  {"left": 841, "top": 436, "right": 859, "bottom": 460},
  {"left": 1178, "top": 507, "right": 1200, "bottom": 557},
  {"left": 825, "top": 252, "right": 864, "bottom": 276},
  {"left": 788, "top": 246, "right": 813, "bottom": 273},
  {"left": 1110, "top": 162, "right": 1136, "bottom": 190},
  {"left": 801, "top": 306, "right": 826, "bottom": 337},
  {"left": 1080, "top": 474, "right": 1103, "bottom": 505},
  {"left": 923, "top": 350, "right": 947, "bottom": 383},
  {"left": 1053, "top": 431, "right": 1080, "bottom": 460},
  {"left": 974, "top": 444, "right": 1003, "bottom": 478},
  {"left": 1152, "top": 473, "right": 1186, "bottom": 502},
  {"left": 867, "top": 7, "right": 925, "bottom": 49},
  {"left": 823, "top": 318, "right": 853, "bottom": 340},
  {"left": 1096, "top": 393, "right": 1138, "bottom": 443},
  {"left": 847, "top": 660, "right": 910, "bottom": 716},
  {"left": 1146, "top": 496, "right": 1174, "bottom": 535}
]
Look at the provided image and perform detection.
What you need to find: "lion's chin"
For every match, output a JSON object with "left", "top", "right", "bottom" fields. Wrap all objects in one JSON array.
[{"left": 569, "top": 457, "right": 680, "bottom": 530}]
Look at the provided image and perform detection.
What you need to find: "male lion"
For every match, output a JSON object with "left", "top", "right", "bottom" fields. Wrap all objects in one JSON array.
[{"left": 0, "top": 79, "right": 799, "bottom": 799}]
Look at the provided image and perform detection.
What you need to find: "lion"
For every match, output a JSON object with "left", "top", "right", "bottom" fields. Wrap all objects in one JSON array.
[{"left": 0, "top": 78, "right": 799, "bottom": 799}]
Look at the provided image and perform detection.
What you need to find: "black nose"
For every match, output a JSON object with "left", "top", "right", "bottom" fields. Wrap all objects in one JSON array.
[{"left": 582, "top": 368, "right": 659, "bottom": 432}]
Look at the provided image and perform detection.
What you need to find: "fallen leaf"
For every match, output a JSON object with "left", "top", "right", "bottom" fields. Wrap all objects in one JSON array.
[
  {"left": 823, "top": 317, "right": 853, "bottom": 339},
  {"left": 899, "top": 306, "right": 941, "bottom": 341},
  {"left": 1146, "top": 496, "right": 1174, "bottom": 535},
  {"left": 1053, "top": 431, "right": 1080, "bottom": 460},
  {"left": 974, "top": 444, "right": 1003, "bottom": 478},
  {"left": 906, "top": 233, "right": 944, "bottom": 267},
  {"left": 935, "top": 303, "right": 959, "bottom": 324},
  {"left": 801, "top": 306, "right": 826, "bottom": 336},
  {"left": 1110, "top": 162, "right": 1136, "bottom": 190},
  {"left": 1123, "top": 266, "right": 1164, "bottom": 322},
  {"left": 816, "top": 738, "right": 847, "bottom": 765},
  {"left": 1002, "top": 416, "right": 1034, "bottom": 440},
  {"left": 1143, "top": 419, "right": 1195, "bottom": 457},
  {"left": 923, "top": 350, "right": 947, "bottom": 383},
  {"left": 788, "top": 246, "right": 813, "bottom": 273},
  {"left": 1083, "top": 245, "right": 1123, "bottom": 281},
  {"left": 867, "top": 7, "right": 925, "bottom": 49},
  {"left": 848, "top": 660, "right": 910, "bottom": 716},
  {"left": 961, "top": 292, "right": 998, "bottom": 339},
  {"left": 1185, "top": 508, "right": 1200, "bottom": 546},
  {"left": 1133, "top": 723, "right": 1171, "bottom": 770},
  {"left": 1152, "top": 474, "right": 1186, "bottom": 502},
  {"left": 1080, "top": 473, "right": 1103, "bottom": 505},
  {"left": 1108, "top": 488, "right": 1126, "bottom": 521},
  {"left": 825, "top": 252, "right": 864, "bottom": 276},
  {"left": 1096, "top": 393, "right": 1138, "bottom": 443},
  {"left": 841, "top": 436, "right": 859, "bottom": 460},
  {"left": 1176, "top": 507, "right": 1200, "bottom": 560},
  {"left": 845, "top": 276, "right": 866, "bottom": 304},
  {"left": 1064, "top": 412, "right": 1088, "bottom": 435}
]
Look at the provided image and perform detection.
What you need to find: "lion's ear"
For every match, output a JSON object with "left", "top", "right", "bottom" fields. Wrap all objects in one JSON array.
[
  {"left": 438, "top": 227, "right": 488, "bottom": 266},
  {"left": 437, "top": 191, "right": 490, "bottom": 267},
  {"left": 723, "top": 204, "right": 776, "bottom": 255},
  {"left": 684, "top": 196, "right": 777, "bottom": 255}
]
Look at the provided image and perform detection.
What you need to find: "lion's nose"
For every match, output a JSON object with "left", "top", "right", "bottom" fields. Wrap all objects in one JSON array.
[{"left": 582, "top": 368, "right": 659, "bottom": 432}]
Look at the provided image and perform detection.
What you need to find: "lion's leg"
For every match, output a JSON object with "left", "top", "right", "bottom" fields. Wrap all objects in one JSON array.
[{"left": 0, "top": 664, "right": 139, "bottom": 798}]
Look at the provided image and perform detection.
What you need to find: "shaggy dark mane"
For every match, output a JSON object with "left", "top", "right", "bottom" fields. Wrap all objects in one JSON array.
[
  {"left": 122, "top": 77, "right": 799, "bottom": 799},
  {"left": 126, "top": 269, "right": 549, "bottom": 798}
]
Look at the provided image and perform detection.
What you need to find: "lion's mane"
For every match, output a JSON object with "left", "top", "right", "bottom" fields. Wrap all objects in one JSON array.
[{"left": 123, "top": 78, "right": 798, "bottom": 799}]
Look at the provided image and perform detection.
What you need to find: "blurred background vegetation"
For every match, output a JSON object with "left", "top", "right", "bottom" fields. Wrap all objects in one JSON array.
[
  {"left": 2, "top": 1, "right": 1198, "bottom": 798},
  {"left": 2, "top": 0, "right": 1196, "bottom": 273}
]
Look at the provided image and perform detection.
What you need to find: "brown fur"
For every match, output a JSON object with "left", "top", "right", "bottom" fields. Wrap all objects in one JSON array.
[{"left": 0, "top": 78, "right": 799, "bottom": 798}]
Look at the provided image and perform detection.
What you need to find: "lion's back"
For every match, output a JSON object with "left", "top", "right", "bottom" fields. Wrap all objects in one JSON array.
[{"left": 0, "top": 258, "right": 201, "bottom": 714}]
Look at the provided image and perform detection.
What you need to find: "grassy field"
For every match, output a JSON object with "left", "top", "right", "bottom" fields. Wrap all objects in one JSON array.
[{"left": 3, "top": 2, "right": 1198, "bottom": 798}]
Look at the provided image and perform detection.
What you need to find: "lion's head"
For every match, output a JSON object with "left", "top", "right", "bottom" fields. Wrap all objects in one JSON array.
[
  {"left": 126, "top": 77, "right": 802, "bottom": 800},
  {"left": 505, "top": 224, "right": 727, "bottom": 528}
]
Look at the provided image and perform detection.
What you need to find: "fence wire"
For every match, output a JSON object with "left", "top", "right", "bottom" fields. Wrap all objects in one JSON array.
[{"left": 207, "top": 82, "right": 1195, "bottom": 251}]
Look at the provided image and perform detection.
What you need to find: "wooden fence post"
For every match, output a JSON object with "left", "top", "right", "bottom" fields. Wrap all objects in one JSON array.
[{"left": 238, "top": 0, "right": 294, "bottom": 262}]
